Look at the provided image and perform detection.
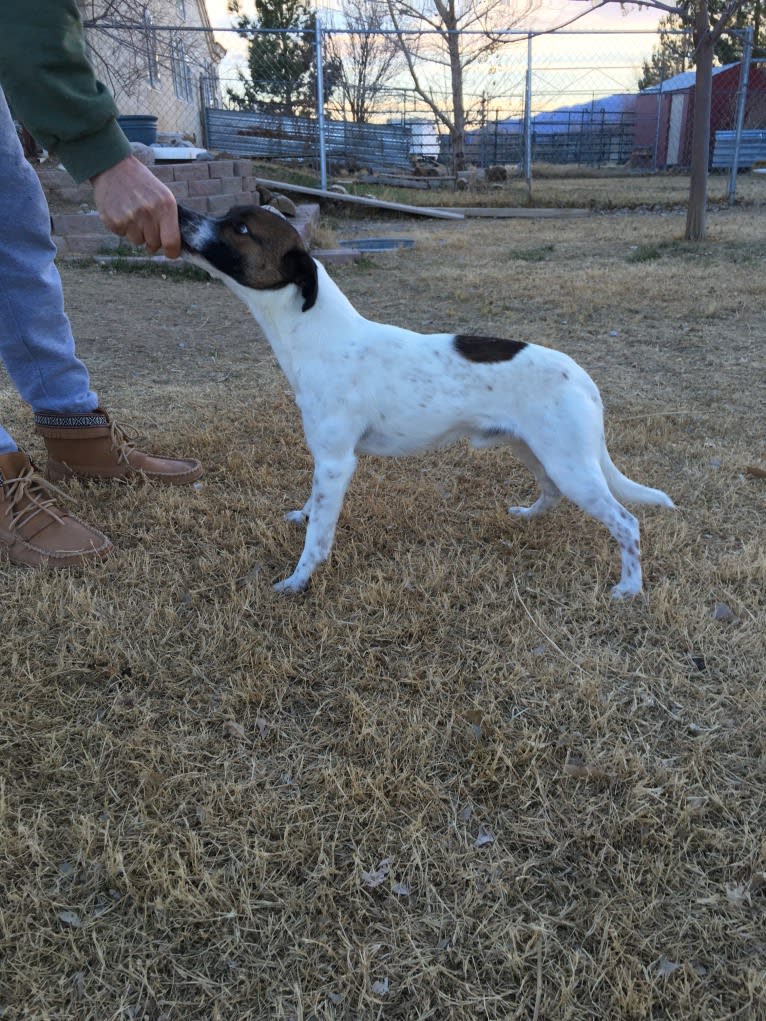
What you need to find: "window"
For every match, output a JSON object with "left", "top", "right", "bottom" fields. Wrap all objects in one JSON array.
[
  {"left": 144, "top": 11, "right": 160, "bottom": 88},
  {"left": 201, "top": 62, "right": 220, "bottom": 107},
  {"left": 171, "top": 38, "right": 194, "bottom": 103}
]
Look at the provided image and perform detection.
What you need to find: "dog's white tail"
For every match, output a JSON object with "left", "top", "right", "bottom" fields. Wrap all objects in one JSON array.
[{"left": 600, "top": 444, "right": 675, "bottom": 508}]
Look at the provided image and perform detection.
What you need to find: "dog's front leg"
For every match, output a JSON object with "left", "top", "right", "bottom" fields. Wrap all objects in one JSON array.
[{"left": 274, "top": 452, "right": 357, "bottom": 593}]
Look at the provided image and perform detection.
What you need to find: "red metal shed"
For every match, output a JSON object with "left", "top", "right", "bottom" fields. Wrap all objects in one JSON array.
[{"left": 634, "top": 61, "right": 766, "bottom": 168}]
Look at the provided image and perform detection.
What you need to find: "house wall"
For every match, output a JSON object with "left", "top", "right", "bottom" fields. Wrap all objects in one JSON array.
[{"left": 81, "top": 0, "right": 223, "bottom": 143}]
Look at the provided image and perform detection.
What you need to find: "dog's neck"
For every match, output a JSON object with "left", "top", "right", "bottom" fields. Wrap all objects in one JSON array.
[
  {"left": 229, "top": 260, "right": 362, "bottom": 351},
  {"left": 220, "top": 260, "right": 365, "bottom": 388}
]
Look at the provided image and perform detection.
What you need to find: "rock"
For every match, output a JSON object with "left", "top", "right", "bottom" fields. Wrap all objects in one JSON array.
[
  {"left": 130, "top": 142, "right": 155, "bottom": 166},
  {"left": 271, "top": 194, "right": 297, "bottom": 217}
]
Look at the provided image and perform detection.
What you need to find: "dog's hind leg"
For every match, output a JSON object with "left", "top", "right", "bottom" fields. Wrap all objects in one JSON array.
[
  {"left": 589, "top": 495, "right": 643, "bottom": 599},
  {"left": 545, "top": 466, "right": 643, "bottom": 598},
  {"left": 505, "top": 438, "right": 562, "bottom": 519},
  {"left": 508, "top": 477, "right": 562, "bottom": 519},
  {"left": 274, "top": 452, "right": 357, "bottom": 593}
]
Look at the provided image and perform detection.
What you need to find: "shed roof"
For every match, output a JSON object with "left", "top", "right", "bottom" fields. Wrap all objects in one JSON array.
[{"left": 641, "top": 62, "right": 739, "bottom": 94}]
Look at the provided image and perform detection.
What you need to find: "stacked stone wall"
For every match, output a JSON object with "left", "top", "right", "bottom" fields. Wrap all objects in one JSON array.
[
  {"left": 43, "top": 158, "right": 260, "bottom": 255},
  {"left": 38, "top": 157, "right": 346, "bottom": 261}
]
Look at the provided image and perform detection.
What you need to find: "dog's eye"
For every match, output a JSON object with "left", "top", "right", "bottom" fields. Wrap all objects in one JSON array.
[{"left": 235, "top": 222, "right": 249, "bottom": 236}]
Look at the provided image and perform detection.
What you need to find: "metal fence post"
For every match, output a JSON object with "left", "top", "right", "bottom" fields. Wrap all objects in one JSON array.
[
  {"left": 523, "top": 33, "right": 532, "bottom": 192},
  {"left": 315, "top": 17, "right": 328, "bottom": 190},
  {"left": 728, "top": 26, "right": 754, "bottom": 205},
  {"left": 198, "top": 73, "right": 208, "bottom": 149},
  {"left": 652, "top": 59, "right": 665, "bottom": 172}
]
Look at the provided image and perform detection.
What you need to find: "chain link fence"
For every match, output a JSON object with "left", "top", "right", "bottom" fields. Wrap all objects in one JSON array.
[{"left": 84, "top": 19, "right": 766, "bottom": 199}]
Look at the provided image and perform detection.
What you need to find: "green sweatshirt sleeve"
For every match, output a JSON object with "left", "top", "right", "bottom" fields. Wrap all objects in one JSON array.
[{"left": 0, "top": 0, "right": 132, "bottom": 182}]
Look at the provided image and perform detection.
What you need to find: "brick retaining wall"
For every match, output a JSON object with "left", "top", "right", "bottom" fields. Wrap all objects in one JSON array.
[
  {"left": 37, "top": 157, "right": 350, "bottom": 262},
  {"left": 42, "top": 157, "right": 262, "bottom": 256}
]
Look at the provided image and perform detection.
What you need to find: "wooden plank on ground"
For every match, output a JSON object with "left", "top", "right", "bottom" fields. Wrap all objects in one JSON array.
[
  {"left": 257, "top": 178, "right": 464, "bottom": 220},
  {"left": 363, "top": 173, "right": 457, "bottom": 190},
  {"left": 450, "top": 207, "right": 590, "bottom": 218}
]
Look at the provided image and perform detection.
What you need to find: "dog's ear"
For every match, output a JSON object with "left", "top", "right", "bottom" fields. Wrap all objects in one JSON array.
[{"left": 281, "top": 249, "right": 318, "bottom": 312}]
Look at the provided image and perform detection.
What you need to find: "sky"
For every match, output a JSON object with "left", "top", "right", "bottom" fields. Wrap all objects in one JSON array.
[
  {"left": 204, "top": 0, "right": 663, "bottom": 32},
  {"left": 204, "top": 0, "right": 662, "bottom": 68},
  {"left": 202, "top": 0, "right": 664, "bottom": 108}
]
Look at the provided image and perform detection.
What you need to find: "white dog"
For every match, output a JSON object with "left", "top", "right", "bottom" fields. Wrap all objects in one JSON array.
[{"left": 179, "top": 204, "right": 674, "bottom": 598}]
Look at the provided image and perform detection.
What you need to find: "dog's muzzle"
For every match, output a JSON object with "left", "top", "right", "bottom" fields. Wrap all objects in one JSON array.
[{"left": 177, "top": 203, "right": 210, "bottom": 252}]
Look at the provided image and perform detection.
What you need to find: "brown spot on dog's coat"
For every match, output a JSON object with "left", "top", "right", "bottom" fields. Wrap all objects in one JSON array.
[{"left": 454, "top": 335, "right": 527, "bottom": 363}]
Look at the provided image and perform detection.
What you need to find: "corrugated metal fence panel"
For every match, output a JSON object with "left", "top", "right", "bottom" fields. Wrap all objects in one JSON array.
[
  {"left": 205, "top": 108, "right": 317, "bottom": 159},
  {"left": 323, "top": 120, "right": 412, "bottom": 167},
  {"left": 712, "top": 129, "right": 766, "bottom": 168},
  {"left": 205, "top": 108, "right": 412, "bottom": 167}
]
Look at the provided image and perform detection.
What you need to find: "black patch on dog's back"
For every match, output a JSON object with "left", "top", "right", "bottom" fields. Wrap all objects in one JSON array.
[{"left": 455, "top": 335, "right": 527, "bottom": 363}]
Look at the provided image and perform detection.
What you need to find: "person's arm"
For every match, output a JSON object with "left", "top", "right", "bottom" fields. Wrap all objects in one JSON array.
[
  {"left": 0, "top": 0, "right": 180, "bottom": 257},
  {"left": 0, "top": 0, "right": 131, "bottom": 182}
]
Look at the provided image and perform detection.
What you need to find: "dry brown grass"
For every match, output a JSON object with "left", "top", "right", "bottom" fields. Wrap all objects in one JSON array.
[
  {"left": 287, "top": 161, "right": 766, "bottom": 211},
  {"left": 1, "top": 200, "right": 764, "bottom": 1021}
]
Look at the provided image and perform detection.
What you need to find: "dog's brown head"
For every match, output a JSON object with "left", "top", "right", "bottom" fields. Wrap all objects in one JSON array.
[{"left": 178, "top": 204, "right": 318, "bottom": 311}]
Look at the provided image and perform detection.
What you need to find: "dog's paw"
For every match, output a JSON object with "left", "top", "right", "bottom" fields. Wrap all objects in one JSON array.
[
  {"left": 507, "top": 504, "right": 534, "bottom": 519},
  {"left": 273, "top": 574, "right": 309, "bottom": 595},
  {"left": 610, "top": 580, "right": 642, "bottom": 600},
  {"left": 284, "top": 510, "right": 308, "bottom": 526}
]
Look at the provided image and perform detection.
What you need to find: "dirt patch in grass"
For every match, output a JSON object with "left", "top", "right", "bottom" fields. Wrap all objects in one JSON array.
[{"left": 1, "top": 204, "right": 764, "bottom": 1020}]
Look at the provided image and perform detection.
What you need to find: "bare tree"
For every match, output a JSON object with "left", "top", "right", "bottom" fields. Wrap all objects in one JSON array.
[
  {"left": 79, "top": 0, "right": 154, "bottom": 99},
  {"left": 385, "top": 0, "right": 536, "bottom": 170},
  {"left": 683, "top": 0, "right": 742, "bottom": 238},
  {"left": 79, "top": 0, "right": 217, "bottom": 107},
  {"left": 577, "top": 0, "right": 745, "bottom": 240},
  {"left": 325, "top": 0, "right": 403, "bottom": 123}
]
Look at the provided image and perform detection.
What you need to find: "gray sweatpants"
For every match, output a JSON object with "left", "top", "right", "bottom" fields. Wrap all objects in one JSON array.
[{"left": 0, "top": 90, "right": 98, "bottom": 453}]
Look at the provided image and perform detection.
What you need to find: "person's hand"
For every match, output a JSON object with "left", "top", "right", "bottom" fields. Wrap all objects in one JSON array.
[{"left": 91, "top": 155, "right": 180, "bottom": 259}]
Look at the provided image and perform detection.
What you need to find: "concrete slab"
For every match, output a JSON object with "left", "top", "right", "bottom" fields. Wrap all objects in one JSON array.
[{"left": 312, "top": 248, "right": 361, "bottom": 265}]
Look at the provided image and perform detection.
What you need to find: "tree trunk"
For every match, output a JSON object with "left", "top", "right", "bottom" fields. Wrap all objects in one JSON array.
[
  {"left": 685, "top": 12, "right": 714, "bottom": 240},
  {"left": 447, "top": 29, "right": 466, "bottom": 171}
]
